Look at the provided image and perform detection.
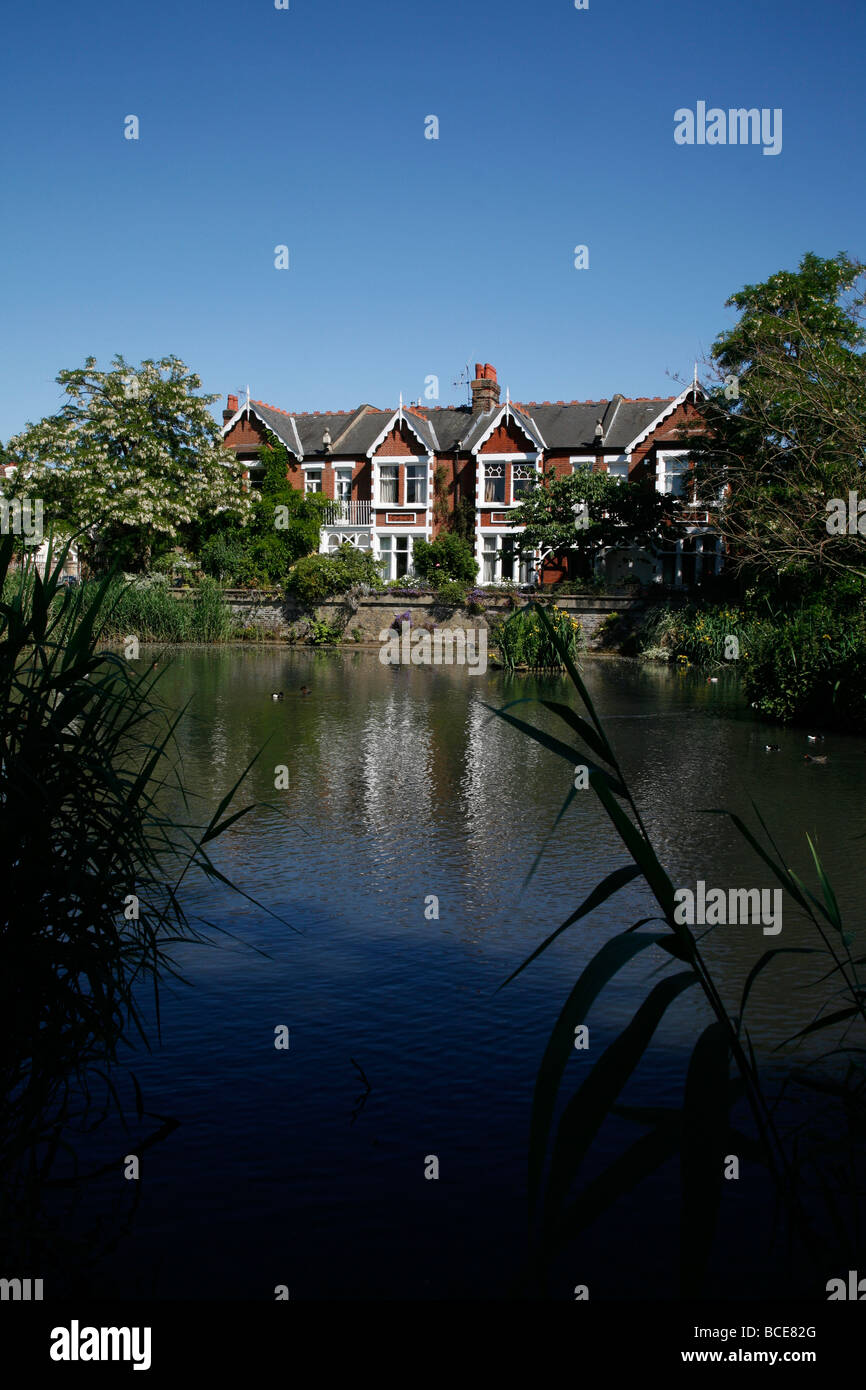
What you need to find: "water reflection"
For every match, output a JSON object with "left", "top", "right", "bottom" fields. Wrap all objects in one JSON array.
[{"left": 16, "top": 646, "right": 863, "bottom": 1300}]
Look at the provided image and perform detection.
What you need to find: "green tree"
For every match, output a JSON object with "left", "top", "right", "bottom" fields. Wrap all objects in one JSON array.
[
  {"left": 412, "top": 533, "right": 478, "bottom": 584},
  {"left": 4, "top": 355, "right": 251, "bottom": 572},
  {"left": 686, "top": 252, "right": 866, "bottom": 587},
  {"left": 511, "top": 468, "right": 675, "bottom": 579}
]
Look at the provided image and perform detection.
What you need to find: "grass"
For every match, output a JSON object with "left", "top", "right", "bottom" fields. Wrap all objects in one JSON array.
[{"left": 96, "top": 575, "right": 240, "bottom": 643}]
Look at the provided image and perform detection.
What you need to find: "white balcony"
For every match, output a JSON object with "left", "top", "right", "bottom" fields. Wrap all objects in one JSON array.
[{"left": 323, "top": 500, "right": 372, "bottom": 526}]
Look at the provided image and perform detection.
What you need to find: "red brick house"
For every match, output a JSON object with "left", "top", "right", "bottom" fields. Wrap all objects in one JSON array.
[{"left": 221, "top": 364, "right": 722, "bottom": 587}]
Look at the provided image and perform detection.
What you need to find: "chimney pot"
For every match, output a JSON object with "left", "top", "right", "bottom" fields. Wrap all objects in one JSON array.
[{"left": 471, "top": 362, "right": 501, "bottom": 414}]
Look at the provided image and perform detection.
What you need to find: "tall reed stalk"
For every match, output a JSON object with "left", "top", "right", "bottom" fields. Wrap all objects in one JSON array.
[
  {"left": 0, "top": 539, "right": 278, "bottom": 1181},
  {"left": 488, "top": 601, "right": 865, "bottom": 1295}
]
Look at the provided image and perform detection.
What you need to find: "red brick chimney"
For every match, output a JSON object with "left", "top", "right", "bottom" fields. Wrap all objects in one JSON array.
[
  {"left": 223, "top": 393, "right": 239, "bottom": 423},
  {"left": 471, "top": 363, "right": 500, "bottom": 413}
]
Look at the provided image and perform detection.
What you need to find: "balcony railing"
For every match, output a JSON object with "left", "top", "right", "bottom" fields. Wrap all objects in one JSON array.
[{"left": 322, "top": 500, "right": 372, "bottom": 526}]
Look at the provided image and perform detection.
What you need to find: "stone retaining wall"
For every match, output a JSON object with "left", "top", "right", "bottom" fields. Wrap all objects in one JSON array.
[{"left": 209, "top": 589, "right": 678, "bottom": 649}]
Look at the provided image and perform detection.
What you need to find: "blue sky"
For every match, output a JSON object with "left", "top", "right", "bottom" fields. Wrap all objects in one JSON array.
[{"left": 1, "top": 0, "right": 863, "bottom": 440}]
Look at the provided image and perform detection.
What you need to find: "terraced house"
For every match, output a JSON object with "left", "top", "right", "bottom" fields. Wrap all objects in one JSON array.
[{"left": 221, "top": 363, "right": 722, "bottom": 587}]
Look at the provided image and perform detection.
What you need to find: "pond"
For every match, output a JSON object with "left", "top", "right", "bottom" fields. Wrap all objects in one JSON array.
[{"left": 22, "top": 648, "right": 866, "bottom": 1300}]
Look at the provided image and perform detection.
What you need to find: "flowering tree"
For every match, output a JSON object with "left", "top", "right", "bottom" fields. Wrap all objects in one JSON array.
[{"left": 4, "top": 355, "right": 251, "bottom": 570}]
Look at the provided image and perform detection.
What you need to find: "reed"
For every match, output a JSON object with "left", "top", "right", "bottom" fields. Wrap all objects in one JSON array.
[
  {"left": 92, "top": 576, "right": 239, "bottom": 643},
  {"left": 0, "top": 539, "right": 273, "bottom": 1180},
  {"left": 488, "top": 601, "right": 865, "bottom": 1295},
  {"left": 495, "top": 604, "right": 582, "bottom": 671}
]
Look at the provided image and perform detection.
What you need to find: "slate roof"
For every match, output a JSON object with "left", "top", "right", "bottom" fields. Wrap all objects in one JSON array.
[{"left": 232, "top": 394, "right": 682, "bottom": 458}]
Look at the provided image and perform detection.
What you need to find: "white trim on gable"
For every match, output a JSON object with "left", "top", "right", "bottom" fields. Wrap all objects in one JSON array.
[
  {"left": 623, "top": 384, "right": 705, "bottom": 454},
  {"left": 221, "top": 403, "right": 304, "bottom": 460},
  {"left": 470, "top": 403, "right": 547, "bottom": 455},
  {"left": 366, "top": 409, "right": 434, "bottom": 458}
]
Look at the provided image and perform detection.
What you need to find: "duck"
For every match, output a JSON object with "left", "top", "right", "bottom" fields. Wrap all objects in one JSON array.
[
  {"left": 806, "top": 734, "right": 824, "bottom": 743},
  {"left": 804, "top": 753, "right": 828, "bottom": 764},
  {"left": 765, "top": 744, "right": 780, "bottom": 752},
  {"left": 271, "top": 691, "right": 284, "bottom": 701},
  {"left": 300, "top": 685, "right": 311, "bottom": 697},
  {"left": 707, "top": 676, "right": 719, "bottom": 684}
]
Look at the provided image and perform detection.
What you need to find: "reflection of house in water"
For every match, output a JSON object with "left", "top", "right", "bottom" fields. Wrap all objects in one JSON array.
[{"left": 221, "top": 365, "right": 723, "bottom": 589}]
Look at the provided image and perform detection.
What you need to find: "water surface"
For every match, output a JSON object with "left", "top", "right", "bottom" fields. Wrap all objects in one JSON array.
[{"left": 22, "top": 649, "right": 866, "bottom": 1300}]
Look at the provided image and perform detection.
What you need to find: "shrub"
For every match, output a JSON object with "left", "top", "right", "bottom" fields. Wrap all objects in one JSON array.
[
  {"left": 638, "top": 602, "right": 763, "bottom": 668},
  {"left": 89, "top": 576, "right": 239, "bottom": 643},
  {"left": 412, "top": 534, "right": 478, "bottom": 584},
  {"left": 432, "top": 580, "right": 470, "bottom": 609},
  {"left": 743, "top": 602, "right": 866, "bottom": 730},
  {"left": 287, "top": 545, "right": 383, "bottom": 608},
  {"left": 198, "top": 531, "right": 246, "bottom": 584},
  {"left": 307, "top": 617, "right": 344, "bottom": 645}
]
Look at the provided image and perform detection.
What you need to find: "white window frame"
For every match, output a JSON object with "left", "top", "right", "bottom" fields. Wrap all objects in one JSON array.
[
  {"left": 304, "top": 467, "right": 323, "bottom": 494},
  {"left": 374, "top": 455, "right": 428, "bottom": 508},
  {"left": 511, "top": 462, "right": 537, "bottom": 503},
  {"left": 376, "top": 532, "right": 415, "bottom": 582},
  {"left": 480, "top": 530, "right": 536, "bottom": 586},
  {"left": 656, "top": 450, "right": 693, "bottom": 499},
  {"left": 604, "top": 454, "right": 630, "bottom": 481},
  {"left": 570, "top": 456, "right": 595, "bottom": 474},
  {"left": 405, "top": 463, "right": 427, "bottom": 505},
  {"left": 479, "top": 453, "right": 538, "bottom": 509},
  {"left": 334, "top": 466, "right": 353, "bottom": 501}
]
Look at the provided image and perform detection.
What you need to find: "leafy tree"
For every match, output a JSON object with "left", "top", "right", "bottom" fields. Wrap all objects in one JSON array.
[
  {"left": 4, "top": 355, "right": 251, "bottom": 571},
  {"left": 685, "top": 252, "right": 866, "bottom": 587},
  {"left": 199, "top": 531, "right": 247, "bottom": 584},
  {"left": 511, "top": 468, "right": 675, "bottom": 579}
]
